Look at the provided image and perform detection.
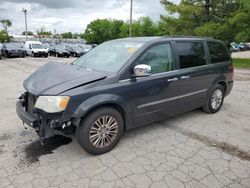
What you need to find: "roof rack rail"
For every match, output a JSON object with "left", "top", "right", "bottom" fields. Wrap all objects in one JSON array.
[{"left": 162, "top": 35, "right": 215, "bottom": 39}]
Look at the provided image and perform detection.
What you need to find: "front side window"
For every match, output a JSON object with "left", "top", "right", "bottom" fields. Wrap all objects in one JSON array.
[
  {"left": 136, "top": 43, "right": 173, "bottom": 74},
  {"left": 207, "top": 42, "right": 230, "bottom": 63},
  {"left": 176, "top": 42, "right": 206, "bottom": 69}
]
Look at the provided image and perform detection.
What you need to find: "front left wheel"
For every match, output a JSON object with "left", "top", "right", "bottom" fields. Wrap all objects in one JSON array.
[{"left": 76, "top": 107, "right": 123, "bottom": 155}]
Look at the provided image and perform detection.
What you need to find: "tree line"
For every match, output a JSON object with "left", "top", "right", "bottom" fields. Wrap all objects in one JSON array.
[
  {"left": 83, "top": 0, "right": 250, "bottom": 44},
  {"left": 1, "top": 0, "right": 249, "bottom": 44}
]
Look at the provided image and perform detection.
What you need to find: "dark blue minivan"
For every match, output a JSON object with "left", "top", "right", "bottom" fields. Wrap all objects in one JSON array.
[{"left": 16, "top": 37, "right": 234, "bottom": 154}]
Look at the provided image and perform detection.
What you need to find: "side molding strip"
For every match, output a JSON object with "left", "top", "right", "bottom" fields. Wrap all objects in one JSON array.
[{"left": 137, "top": 89, "right": 207, "bottom": 109}]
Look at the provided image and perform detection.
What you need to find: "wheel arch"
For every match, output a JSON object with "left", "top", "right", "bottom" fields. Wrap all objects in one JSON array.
[
  {"left": 72, "top": 94, "right": 133, "bottom": 131},
  {"left": 217, "top": 81, "right": 227, "bottom": 93},
  {"left": 82, "top": 103, "right": 126, "bottom": 131},
  {"left": 211, "top": 75, "right": 227, "bottom": 93}
]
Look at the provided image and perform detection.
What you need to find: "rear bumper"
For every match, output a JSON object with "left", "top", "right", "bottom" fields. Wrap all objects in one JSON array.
[
  {"left": 226, "top": 81, "right": 233, "bottom": 96},
  {"left": 16, "top": 101, "right": 39, "bottom": 128}
]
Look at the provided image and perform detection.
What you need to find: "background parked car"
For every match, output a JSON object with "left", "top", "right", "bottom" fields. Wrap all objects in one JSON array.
[
  {"left": 239, "top": 42, "right": 247, "bottom": 51},
  {"left": 78, "top": 44, "right": 93, "bottom": 53},
  {"left": 24, "top": 41, "right": 48, "bottom": 57},
  {"left": 1, "top": 43, "right": 25, "bottom": 58},
  {"left": 42, "top": 43, "right": 50, "bottom": 52},
  {"left": 49, "top": 45, "right": 70, "bottom": 58},
  {"left": 65, "top": 45, "right": 85, "bottom": 57},
  {"left": 230, "top": 42, "right": 241, "bottom": 52}
]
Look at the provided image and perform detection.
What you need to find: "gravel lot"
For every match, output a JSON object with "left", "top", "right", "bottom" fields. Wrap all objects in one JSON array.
[
  {"left": 0, "top": 57, "right": 250, "bottom": 188},
  {"left": 231, "top": 51, "right": 250, "bottom": 59}
]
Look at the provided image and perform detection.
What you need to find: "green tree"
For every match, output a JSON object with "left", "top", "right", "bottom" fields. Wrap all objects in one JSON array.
[
  {"left": 140, "top": 17, "right": 157, "bottom": 36},
  {"left": 110, "top": 20, "right": 124, "bottom": 39},
  {"left": 36, "top": 26, "right": 52, "bottom": 36},
  {"left": 84, "top": 19, "right": 125, "bottom": 44},
  {"left": 61, "top": 32, "right": 73, "bottom": 39},
  {"left": 0, "top": 19, "right": 12, "bottom": 33},
  {"left": 22, "top": 31, "right": 33, "bottom": 36},
  {"left": 0, "top": 30, "right": 12, "bottom": 43},
  {"left": 160, "top": 0, "right": 249, "bottom": 42}
]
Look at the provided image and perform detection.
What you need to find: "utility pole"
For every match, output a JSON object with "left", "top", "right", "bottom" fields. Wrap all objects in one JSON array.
[
  {"left": 204, "top": 0, "right": 211, "bottom": 22},
  {"left": 129, "top": 0, "right": 133, "bottom": 37},
  {"left": 22, "top": 8, "right": 28, "bottom": 41}
]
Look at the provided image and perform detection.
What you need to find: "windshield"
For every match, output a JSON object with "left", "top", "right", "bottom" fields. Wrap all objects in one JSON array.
[
  {"left": 74, "top": 41, "right": 144, "bottom": 73},
  {"left": 32, "top": 44, "right": 45, "bottom": 49},
  {"left": 6, "top": 43, "right": 23, "bottom": 48},
  {"left": 55, "top": 45, "right": 67, "bottom": 51}
]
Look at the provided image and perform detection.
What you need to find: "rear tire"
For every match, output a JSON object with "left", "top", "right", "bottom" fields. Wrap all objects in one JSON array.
[
  {"left": 202, "top": 84, "right": 225, "bottom": 113},
  {"left": 76, "top": 107, "right": 123, "bottom": 155}
]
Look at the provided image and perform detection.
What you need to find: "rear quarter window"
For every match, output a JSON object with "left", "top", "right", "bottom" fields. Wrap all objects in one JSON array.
[
  {"left": 207, "top": 41, "right": 230, "bottom": 64},
  {"left": 176, "top": 41, "right": 206, "bottom": 69}
]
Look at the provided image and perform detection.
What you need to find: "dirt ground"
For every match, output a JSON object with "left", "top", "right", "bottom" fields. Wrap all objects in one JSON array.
[{"left": 0, "top": 56, "right": 250, "bottom": 188}]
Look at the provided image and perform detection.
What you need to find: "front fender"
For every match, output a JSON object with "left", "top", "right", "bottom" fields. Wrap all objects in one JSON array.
[{"left": 72, "top": 94, "right": 133, "bottom": 129}]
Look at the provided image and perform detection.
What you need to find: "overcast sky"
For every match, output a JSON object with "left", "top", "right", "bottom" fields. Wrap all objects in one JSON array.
[{"left": 0, "top": 0, "right": 180, "bottom": 35}]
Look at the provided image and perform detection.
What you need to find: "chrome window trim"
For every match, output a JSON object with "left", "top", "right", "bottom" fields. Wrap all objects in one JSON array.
[
  {"left": 118, "top": 70, "right": 179, "bottom": 83},
  {"left": 137, "top": 89, "right": 207, "bottom": 109}
]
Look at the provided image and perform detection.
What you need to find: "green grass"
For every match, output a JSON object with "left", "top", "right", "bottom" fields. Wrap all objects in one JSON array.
[{"left": 233, "top": 58, "right": 250, "bottom": 68}]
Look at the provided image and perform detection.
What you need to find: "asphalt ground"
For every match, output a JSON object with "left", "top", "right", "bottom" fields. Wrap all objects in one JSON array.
[{"left": 0, "top": 56, "right": 249, "bottom": 188}]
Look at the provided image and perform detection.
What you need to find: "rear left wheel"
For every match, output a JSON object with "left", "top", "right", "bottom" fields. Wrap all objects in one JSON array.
[
  {"left": 202, "top": 84, "right": 225, "bottom": 113},
  {"left": 76, "top": 107, "right": 123, "bottom": 155}
]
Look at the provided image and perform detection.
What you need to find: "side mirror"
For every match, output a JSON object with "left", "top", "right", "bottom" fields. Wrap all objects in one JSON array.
[{"left": 133, "top": 64, "right": 152, "bottom": 77}]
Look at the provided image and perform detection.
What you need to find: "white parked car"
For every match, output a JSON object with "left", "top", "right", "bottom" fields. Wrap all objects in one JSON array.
[{"left": 24, "top": 41, "right": 48, "bottom": 57}]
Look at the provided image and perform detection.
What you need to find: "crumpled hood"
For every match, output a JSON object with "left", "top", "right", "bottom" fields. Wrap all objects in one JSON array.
[{"left": 23, "top": 62, "right": 106, "bottom": 96}]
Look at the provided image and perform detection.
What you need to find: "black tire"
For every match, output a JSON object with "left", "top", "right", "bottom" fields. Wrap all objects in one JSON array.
[
  {"left": 76, "top": 107, "right": 123, "bottom": 155},
  {"left": 202, "top": 84, "right": 225, "bottom": 113},
  {"left": 6, "top": 51, "right": 10, "bottom": 58}
]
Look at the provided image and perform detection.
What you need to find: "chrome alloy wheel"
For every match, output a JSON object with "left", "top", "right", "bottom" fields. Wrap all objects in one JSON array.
[
  {"left": 211, "top": 89, "right": 223, "bottom": 110},
  {"left": 89, "top": 116, "right": 118, "bottom": 148}
]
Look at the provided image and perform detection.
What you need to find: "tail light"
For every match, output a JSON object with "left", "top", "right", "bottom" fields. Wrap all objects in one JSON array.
[{"left": 232, "top": 64, "right": 234, "bottom": 80}]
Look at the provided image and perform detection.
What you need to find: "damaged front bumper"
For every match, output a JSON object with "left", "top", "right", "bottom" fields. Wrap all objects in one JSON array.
[
  {"left": 16, "top": 100, "right": 39, "bottom": 128},
  {"left": 16, "top": 93, "right": 75, "bottom": 139}
]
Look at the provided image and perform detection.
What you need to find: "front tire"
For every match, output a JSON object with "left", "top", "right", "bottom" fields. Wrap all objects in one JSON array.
[
  {"left": 76, "top": 107, "right": 123, "bottom": 155},
  {"left": 202, "top": 84, "right": 225, "bottom": 113}
]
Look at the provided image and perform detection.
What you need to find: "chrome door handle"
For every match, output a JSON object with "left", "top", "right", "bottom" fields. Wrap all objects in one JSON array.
[
  {"left": 181, "top": 75, "right": 190, "bottom": 79},
  {"left": 167, "top": 77, "right": 178, "bottom": 82}
]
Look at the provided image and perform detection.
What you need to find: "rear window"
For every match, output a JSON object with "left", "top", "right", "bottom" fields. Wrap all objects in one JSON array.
[
  {"left": 176, "top": 42, "right": 206, "bottom": 69},
  {"left": 207, "top": 42, "right": 230, "bottom": 63}
]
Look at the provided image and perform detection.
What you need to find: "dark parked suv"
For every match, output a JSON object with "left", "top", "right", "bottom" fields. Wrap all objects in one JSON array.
[{"left": 16, "top": 37, "right": 234, "bottom": 155}]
